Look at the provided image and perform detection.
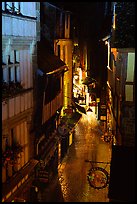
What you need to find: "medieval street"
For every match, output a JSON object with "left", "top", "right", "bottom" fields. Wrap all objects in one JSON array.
[
  {"left": 36, "top": 109, "right": 112, "bottom": 202},
  {"left": 2, "top": 2, "right": 135, "bottom": 202}
]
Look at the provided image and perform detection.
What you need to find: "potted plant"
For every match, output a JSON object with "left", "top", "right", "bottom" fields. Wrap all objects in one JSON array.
[{"left": 2, "top": 142, "right": 23, "bottom": 167}]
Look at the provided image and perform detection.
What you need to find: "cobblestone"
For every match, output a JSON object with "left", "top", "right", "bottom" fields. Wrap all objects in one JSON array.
[{"left": 36, "top": 111, "right": 112, "bottom": 202}]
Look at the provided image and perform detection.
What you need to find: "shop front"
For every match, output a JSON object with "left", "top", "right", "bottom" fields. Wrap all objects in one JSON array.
[
  {"left": 57, "top": 111, "right": 82, "bottom": 161},
  {"left": 35, "top": 125, "right": 59, "bottom": 186}
]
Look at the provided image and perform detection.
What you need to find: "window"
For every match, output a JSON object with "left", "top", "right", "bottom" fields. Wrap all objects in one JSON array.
[
  {"left": 14, "top": 2, "right": 20, "bottom": 14},
  {"left": 3, "top": 2, "right": 20, "bottom": 14},
  {"left": 14, "top": 50, "right": 20, "bottom": 82},
  {"left": 126, "top": 53, "right": 135, "bottom": 82},
  {"left": 6, "top": 50, "right": 20, "bottom": 83},
  {"left": 2, "top": 2, "right": 6, "bottom": 11},
  {"left": 125, "top": 84, "right": 133, "bottom": 101},
  {"left": 2, "top": 49, "right": 21, "bottom": 99},
  {"left": 5, "top": 2, "right": 14, "bottom": 12},
  {"left": 8, "top": 55, "right": 13, "bottom": 82},
  {"left": 2, "top": 52, "right": 7, "bottom": 81}
]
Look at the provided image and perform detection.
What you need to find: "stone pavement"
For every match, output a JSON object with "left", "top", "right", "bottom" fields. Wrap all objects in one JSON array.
[{"left": 34, "top": 111, "right": 112, "bottom": 202}]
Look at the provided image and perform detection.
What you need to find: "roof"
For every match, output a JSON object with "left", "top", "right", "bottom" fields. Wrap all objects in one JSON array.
[{"left": 37, "top": 39, "right": 68, "bottom": 75}]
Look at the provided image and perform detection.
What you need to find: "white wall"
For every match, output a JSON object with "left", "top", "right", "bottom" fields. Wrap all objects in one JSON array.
[
  {"left": 20, "top": 2, "right": 36, "bottom": 17},
  {"left": 20, "top": 50, "right": 32, "bottom": 89},
  {"left": 2, "top": 91, "right": 33, "bottom": 121},
  {"left": 2, "top": 15, "right": 36, "bottom": 37}
]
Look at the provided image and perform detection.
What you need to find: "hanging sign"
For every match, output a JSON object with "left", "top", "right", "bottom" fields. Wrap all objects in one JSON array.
[{"left": 87, "top": 167, "right": 109, "bottom": 189}]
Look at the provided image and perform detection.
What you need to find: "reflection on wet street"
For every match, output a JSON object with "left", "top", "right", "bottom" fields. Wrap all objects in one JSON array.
[
  {"left": 38, "top": 111, "right": 112, "bottom": 202},
  {"left": 58, "top": 111, "right": 112, "bottom": 202}
]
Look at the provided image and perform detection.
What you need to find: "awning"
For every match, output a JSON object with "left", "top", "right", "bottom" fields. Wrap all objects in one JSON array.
[
  {"left": 37, "top": 39, "right": 68, "bottom": 75},
  {"left": 72, "top": 101, "right": 86, "bottom": 114}
]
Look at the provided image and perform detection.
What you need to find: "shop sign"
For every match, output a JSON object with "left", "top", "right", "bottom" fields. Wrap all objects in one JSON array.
[
  {"left": 100, "top": 116, "right": 106, "bottom": 121},
  {"left": 101, "top": 105, "right": 106, "bottom": 109},
  {"left": 87, "top": 167, "right": 109, "bottom": 189},
  {"left": 100, "top": 104, "right": 107, "bottom": 121}
]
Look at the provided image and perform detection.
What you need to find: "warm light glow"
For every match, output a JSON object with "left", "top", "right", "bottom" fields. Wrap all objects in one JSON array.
[
  {"left": 100, "top": 116, "right": 106, "bottom": 121},
  {"left": 96, "top": 98, "right": 100, "bottom": 103},
  {"left": 74, "top": 75, "right": 79, "bottom": 80},
  {"left": 107, "top": 41, "right": 110, "bottom": 68},
  {"left": 58, "top": 142, "right": 61, "bottom": 165},
  {"left": 116, "top": 77, "right": 120, "bottom": 81},
  {"left": 64, "top": 80, "right": 68, "bottom": 109},
  {"left": 86, "top": 92, "right": 89, "bottom": 106},
  {"left": 107, "top": 66, "right": 112, "bottom": 71},
  {"left": 113, "top": 16, "right": 116, "bottom": 29},
  {"left": 86, "top": 111, "right": 93, "bottom": 120},
  {"left": 107, "top": 81, "right": 111, "bottom": 89},
  {"left": 79, "top": 68, "right": 82, "bottom": 82},
  {"left": 74, "top": 43, "right": 78, "bottom": 46},
  {"left": 73, "top": 59, "right": 76, "bottom": 63},
  {"left": 69, "top": 133, "right": 73, "bottom": 146}
]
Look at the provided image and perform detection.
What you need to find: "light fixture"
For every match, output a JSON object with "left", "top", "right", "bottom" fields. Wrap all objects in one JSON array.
[{"left": 74, "top": 75, "right": 79, "bottom": 80}]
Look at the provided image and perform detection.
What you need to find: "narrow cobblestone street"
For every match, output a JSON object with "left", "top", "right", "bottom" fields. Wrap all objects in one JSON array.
[{"left": 37, "top": 110, "right": 112, "bottom": 202}]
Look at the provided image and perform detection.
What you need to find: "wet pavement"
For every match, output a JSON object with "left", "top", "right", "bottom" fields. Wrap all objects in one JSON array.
[{"left": 36, "top": 110, "right": 112, "bottom": 202}]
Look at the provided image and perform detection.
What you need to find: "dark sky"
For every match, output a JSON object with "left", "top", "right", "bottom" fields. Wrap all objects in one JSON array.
[
  {"left": 48, "top": 2, "right": 107, "bottom": 40},
  {"left": 48, "top": 2, "right": 110, "bottom": 83}
]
